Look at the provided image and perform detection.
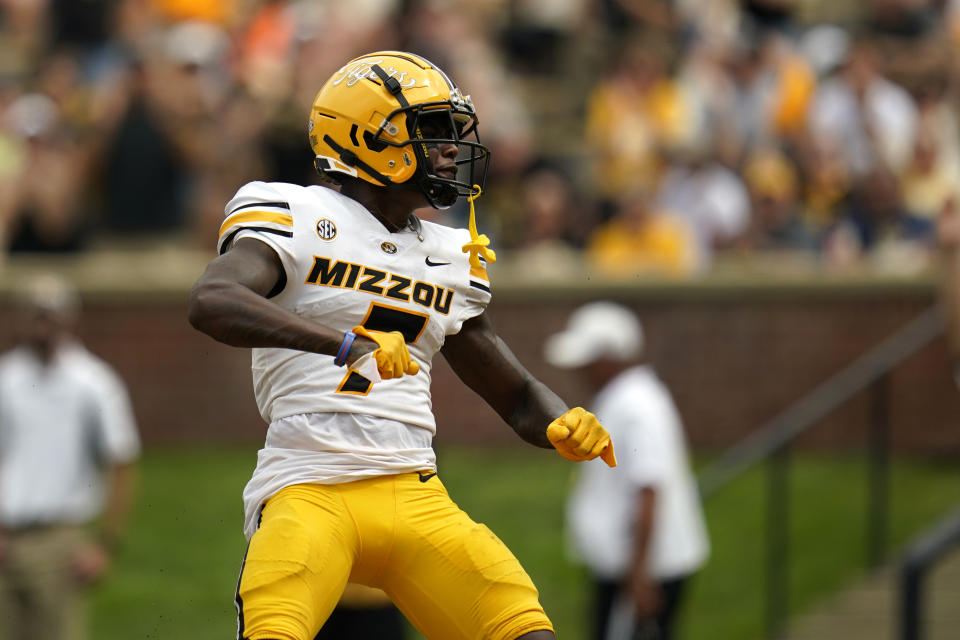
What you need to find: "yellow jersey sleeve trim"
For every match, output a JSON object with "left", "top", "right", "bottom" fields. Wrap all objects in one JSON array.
[{"left": 219, "top": 211, "right": 294, "bottom": 239}]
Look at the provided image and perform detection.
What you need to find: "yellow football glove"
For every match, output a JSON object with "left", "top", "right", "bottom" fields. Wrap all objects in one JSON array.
[
  {"left": 352, "top": 326, "right": 420, "bottom": 380},
  {"left": 546, "top": 407, "right": 617, "bottom": 467}
]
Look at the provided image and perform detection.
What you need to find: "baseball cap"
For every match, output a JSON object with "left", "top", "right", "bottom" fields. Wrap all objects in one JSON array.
[{"left": 544, "top": 301, "right": 644, "bottom": 369}]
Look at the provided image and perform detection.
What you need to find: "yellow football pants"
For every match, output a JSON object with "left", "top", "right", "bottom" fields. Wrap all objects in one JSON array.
[{"left": 235, "top": 473, "right": 553, "bottom": 640}]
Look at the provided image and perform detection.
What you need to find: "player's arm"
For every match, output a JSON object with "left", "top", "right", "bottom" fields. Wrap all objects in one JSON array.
[
  {"left": 442, "top": 312, "right": 615, "bottom": 465},
  {"left": 188, "top": 237, "right": 375, "bottom": 363},
  {"left": 441, "top": 312, "right": 560, "bottom": 448}
]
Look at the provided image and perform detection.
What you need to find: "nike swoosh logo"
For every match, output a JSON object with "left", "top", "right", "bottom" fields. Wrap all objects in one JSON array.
[
  {"left": 418, "top": 472, "right": 437, "bottom": 483},
  {"left": 425, "top": 257, "right": 450, "bottom": 267}
]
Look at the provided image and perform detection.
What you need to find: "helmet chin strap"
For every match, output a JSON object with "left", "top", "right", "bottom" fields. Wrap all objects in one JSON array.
[{"left": 419, "top": 175, "right": 458, "bottom": 209}]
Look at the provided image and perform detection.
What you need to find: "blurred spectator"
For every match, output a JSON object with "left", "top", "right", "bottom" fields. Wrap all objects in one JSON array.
[
  {"left": 0, "top": 93, "right": 90, "bottom": 253},
  {"left": 901, "top": 131, "right": 958, "bottom": 222},
  {"left": 738, "top": 147, "right": 818, "bottom": 253},
  {"left": 678, "top": 14, "right": 815, "bottom": 167},
  {"left": 95, "top": 58, "right": 188, "bottom": 237},
  {"left": 0, "top": 274, "right": 141, "bottom": 640},
  {"left": 586, "top": 189, "right": 700, "bottom": 277},
  {"left": 798, "top": 136, "right": 852, "bottom": 232},
  {"left": 506, "top": 162, "right": 589, "bottom": 279},
  {"left": 33, "top": 50, "right": 98, "bottom": 132},
  {"left": 93, "top": 20, "right": 262, "bottom": 243},
  {"left": 676, "top": 40, "right": 741, "bottom": 166},
  {"left": 725, "top": 31, "right": 816, "bottom": 156},
  {"left": 655, "top": 142, "right": 751, "bottom": 267},
  {"left": 586, "top": 33, "right": 698, "bottom": 205},
  {"left": 544, "top": 302, "right": 709, "bottom": 640},
  {"left": 900, "top": 79, "right": 960, "bottom": 220},
  {"left": 823, "top": 168, "right": 935, "bottom": 273},
  {"left": 806, "top": 35, "right": 918, "bottom": 177}
]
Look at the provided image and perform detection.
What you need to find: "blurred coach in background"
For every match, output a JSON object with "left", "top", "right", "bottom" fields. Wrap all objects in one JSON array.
[
  {"left": 0, "top": 274, "right": 141, "bottom": 640},
  {"left": 544, "top": 302, "right": 708, "bottom": 640}
]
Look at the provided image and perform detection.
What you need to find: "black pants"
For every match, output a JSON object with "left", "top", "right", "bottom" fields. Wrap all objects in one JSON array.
[
  {"left": 592, "top": 575, "right": 688, "bottom": 640},
  {"left": 313, "top": 604, "right": 406, "bottom": 640}
]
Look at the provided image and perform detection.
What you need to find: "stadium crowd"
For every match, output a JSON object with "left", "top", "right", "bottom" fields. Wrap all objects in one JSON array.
[{"left": 0, "top": 0, "right": 958, "bottom": 279}]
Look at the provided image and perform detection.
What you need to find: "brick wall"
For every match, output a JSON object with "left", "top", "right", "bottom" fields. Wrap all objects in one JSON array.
[{"left": 1, "top": 280, "right": 957, "bottom": 454}]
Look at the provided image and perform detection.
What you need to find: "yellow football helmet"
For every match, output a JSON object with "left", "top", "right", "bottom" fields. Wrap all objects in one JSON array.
[{"left": 308, "top": 51, "right": 490, "bottom": 209}]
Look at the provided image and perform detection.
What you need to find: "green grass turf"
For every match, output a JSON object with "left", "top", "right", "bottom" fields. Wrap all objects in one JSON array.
[{"left": 89, "top": 446, "right": 960, "bottom": 640}]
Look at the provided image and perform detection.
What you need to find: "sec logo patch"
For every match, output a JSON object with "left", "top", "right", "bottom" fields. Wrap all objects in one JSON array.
[{"left": 316, "top": 219, "right": 337, "bottom": 240}]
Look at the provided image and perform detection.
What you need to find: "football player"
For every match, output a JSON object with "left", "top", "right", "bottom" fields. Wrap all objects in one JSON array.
[{"left": 188, "top": 51, "right": 616, "bottom": 640}]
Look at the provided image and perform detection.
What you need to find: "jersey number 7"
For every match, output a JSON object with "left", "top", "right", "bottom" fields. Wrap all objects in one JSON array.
[{"left": 336, "top": 302, "right": 429, "bottom": 395}]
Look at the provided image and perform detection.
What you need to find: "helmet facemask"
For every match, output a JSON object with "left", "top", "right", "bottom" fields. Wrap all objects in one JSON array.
[{"left": 400, "top": 103, "right": 490, "bottom": 208}]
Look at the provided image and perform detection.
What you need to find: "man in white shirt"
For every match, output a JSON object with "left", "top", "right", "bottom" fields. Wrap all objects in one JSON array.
[
  {"left": 545, "top": 302, "right": 709, "bottom": 640},
  {"left": 0, "top": 274, "right": 141, "bottom": 640}
]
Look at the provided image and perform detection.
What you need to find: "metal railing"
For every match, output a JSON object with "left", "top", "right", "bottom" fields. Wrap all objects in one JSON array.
[
  {"left": 900, "top": 505, "right": 960, "bottom": 640},
  {"left": 696, "top": 305, "right": 945, "bottom": 639}
]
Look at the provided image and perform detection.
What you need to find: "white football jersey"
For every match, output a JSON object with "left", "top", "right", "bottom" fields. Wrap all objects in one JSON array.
[
  {"left": 218, "top": 180, "right": 491, "bottom": 430},
  {"left": 216, "top": 181, "right": 493, "bottom": 538}
]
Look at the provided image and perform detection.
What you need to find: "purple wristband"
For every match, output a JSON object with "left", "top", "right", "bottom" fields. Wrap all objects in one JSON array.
[{"left": 334, "top": 331, "right": 357, "bottom": 367}]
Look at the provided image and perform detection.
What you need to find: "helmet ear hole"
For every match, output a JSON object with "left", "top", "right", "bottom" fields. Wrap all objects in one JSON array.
[{"left": 363, "top": 130, "right": 388, "bottom": 153}]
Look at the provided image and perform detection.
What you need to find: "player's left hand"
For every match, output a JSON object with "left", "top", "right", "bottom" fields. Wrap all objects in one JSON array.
[
  {"left": 351, "top": 326, "right": 420, "bottom": 380},
  {"left": 546, "top": 407, "right": 616, "bottom": 467}
]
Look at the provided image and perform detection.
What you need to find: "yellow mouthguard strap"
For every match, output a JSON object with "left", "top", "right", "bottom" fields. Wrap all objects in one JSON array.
[{"left": 461, "top": 185, "right": 496, "bottom": 268}]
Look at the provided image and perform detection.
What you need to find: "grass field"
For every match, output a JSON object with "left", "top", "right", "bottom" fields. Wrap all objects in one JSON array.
[{"left": 90, "top": 445, "right": 960, "bottom": 640}]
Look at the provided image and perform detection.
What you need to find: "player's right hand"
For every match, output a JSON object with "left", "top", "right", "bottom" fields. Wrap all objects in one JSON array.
[
  {"left": 351, "top": 326, "right": 420, "bottom": 380},
  {"left": 546, "top": 407, "right": 617, "bottom": 467}
]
